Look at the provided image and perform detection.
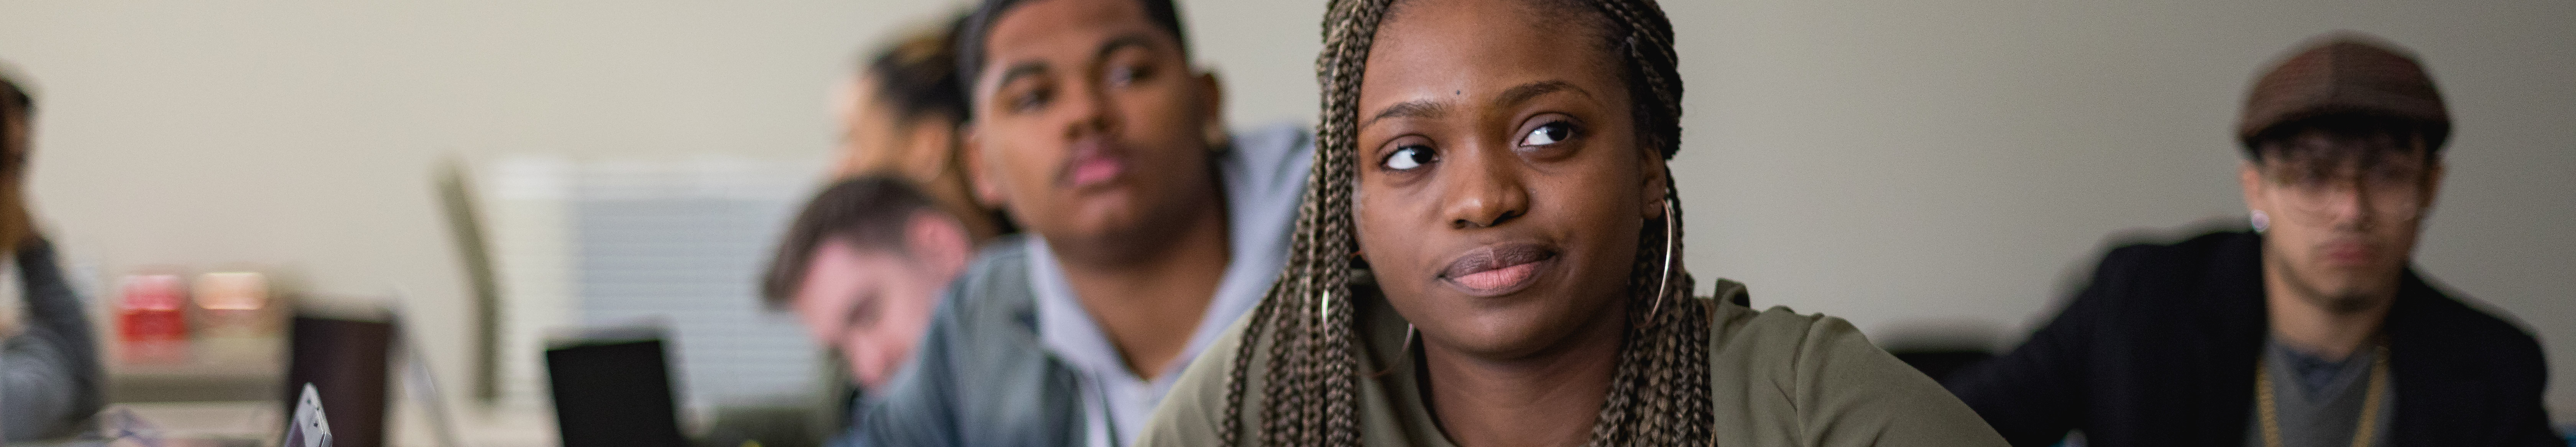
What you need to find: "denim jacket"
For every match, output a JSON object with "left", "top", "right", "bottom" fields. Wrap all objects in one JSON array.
[{"left": 840, "top": 124, "right": 1312, "bottom": 447}]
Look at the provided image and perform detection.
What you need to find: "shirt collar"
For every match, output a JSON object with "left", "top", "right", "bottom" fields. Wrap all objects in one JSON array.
[
  {"left": 1026, "top": 142, "right": 1285, "bottom": 383},
  {"left": 1025, "top": 127, "right": 1306, "bottom": 445}
]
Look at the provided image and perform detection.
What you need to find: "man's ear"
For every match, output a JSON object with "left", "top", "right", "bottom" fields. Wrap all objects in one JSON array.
[
  {"left": 963, "top": 125, "right": 1007, "bottom": 207},
  {"left": 904, "top": 211, "right": 975, "bottom": 278},
  {"left": 2238, "top": 160, "right": 2269, "bottom": 216},
  {"left": 1196, "top": 70, "right": 1227, "bottom": 148}
]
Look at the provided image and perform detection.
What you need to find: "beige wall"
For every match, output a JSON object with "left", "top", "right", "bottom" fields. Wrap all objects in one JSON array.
[
  {"left": 3, "top": 0, "right": 2570, "bottom": 424},
  {"left": 0, "top": 0, "right": 961, "bottom": 419}
]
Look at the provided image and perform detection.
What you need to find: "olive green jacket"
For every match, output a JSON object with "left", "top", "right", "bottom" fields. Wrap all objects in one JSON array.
[{"left": 1137, "top": 280, "right": 2008, "bottom": 447}]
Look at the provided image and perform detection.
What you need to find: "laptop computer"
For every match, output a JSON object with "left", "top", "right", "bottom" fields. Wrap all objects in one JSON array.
[{"left": 544, "top": 326, "right": 687, "bottom": 447}]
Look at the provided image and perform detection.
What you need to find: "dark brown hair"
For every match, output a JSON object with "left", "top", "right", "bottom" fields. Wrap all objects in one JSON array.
[
  {"left": 0, "top": 70, "right": 28, "bottom": 120},
  {"left": 1220, "top": 0, "right": 1707, "bottom": 445},
  {"left": 867, "top": 13, "right": 972, "bottom": 128},
  {"left": 2244, "top": 113, "right": 2445, "bottom": 165},
  {"left": 759, "top": 175, "right": 945, "bottom": 308}
]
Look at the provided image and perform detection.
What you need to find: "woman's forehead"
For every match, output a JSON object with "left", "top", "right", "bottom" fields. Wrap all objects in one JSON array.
[{"left": 1358, "top": 0, "right": 1622, "bottom": 114}]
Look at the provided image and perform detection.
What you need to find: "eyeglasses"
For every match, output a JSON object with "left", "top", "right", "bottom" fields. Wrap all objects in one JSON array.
[{"left": 2258, "top": 154, "right": 2430, "bottom": 223}]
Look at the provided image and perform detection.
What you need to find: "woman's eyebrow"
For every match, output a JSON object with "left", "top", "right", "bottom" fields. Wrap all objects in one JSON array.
[
  {"left": 1493, "top": 80, "right": 1581, "bottom": 109},
  {"left": 1366, "top": 100, "right": 1449, "bottom": 127},
  {"left": 1362, "top": 80, "right": 1581, "bottom": 127}
]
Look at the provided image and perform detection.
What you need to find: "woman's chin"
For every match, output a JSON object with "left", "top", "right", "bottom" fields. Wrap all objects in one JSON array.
[{"left": 1423, "top": 309, "right": 1609, "bottom": 361}]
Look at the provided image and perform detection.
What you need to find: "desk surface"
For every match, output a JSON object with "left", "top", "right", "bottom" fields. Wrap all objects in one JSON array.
[{"left": 88, "top": 400, "right": 558, "bottom": 447}]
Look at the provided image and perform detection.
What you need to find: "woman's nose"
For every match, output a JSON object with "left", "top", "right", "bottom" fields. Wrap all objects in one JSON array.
[{"left": 1442, "top": 144, "right": 1530, "bottom": 230}]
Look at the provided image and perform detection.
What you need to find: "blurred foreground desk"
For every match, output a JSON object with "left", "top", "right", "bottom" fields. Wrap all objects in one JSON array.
[
  {"left": 108, "top": 363, "right": 282, "bottom": 403},
  {"left": 388, "top": 403, "right": 559, "bottom": 447},
  {"left": 102, "top": 360, "right": 559, "bottom": 447},
  {"left": 68, "top": 401, "right": 559, "bottom": 447}
]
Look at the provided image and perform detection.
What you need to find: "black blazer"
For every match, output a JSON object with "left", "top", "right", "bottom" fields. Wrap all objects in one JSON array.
[{"left": 1944, "top": 231, "right": 2558, "bottom": 447}]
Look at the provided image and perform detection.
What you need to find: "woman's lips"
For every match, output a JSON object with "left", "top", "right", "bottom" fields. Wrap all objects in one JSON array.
[
  {"left": 1452, "top": 262, "right": 1541, "bottom": 291},
  {"left": 1440, "top": 243, "right": 1556, "bottom": 296}
]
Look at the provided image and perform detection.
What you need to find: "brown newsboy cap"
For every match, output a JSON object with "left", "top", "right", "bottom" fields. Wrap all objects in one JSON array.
[{"left": 2236, "top": 33, "right": 2450, "bottom": 153}]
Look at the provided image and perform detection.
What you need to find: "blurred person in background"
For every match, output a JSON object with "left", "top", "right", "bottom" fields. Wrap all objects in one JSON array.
[
  {"left": 831, "top": 11, "right": 1013, "bottom": 244},
  {"left": 762, "top": 176, "right": 976, "bottom": 418},
  {"left": 0, "top": 67, "right": 106, "bottom": 441},
  {"left": 1943, "top": 33, "right": 2560, "bottom": 447},
  {"left": 844, "top": 0, "right": 1312, "bottom": 444}
]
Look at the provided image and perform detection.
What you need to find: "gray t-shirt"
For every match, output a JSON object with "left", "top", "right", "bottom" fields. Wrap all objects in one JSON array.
[{"left": 2243, "top": 337, "right": 2395, "bottom": 447}]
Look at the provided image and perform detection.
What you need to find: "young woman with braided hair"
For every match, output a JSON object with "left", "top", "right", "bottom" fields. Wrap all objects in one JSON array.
[{"left": 1137, "top": 0, "right": 2005, "bottom": 445}]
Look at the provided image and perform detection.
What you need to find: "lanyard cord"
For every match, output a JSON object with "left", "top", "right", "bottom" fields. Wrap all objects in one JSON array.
[{"left": 2256, "top": 345, "right": 2391, "bottom": 447}]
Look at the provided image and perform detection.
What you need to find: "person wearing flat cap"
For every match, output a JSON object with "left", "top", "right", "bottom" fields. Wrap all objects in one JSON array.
[{"left": 1942, "top": 33, "right": 2562, "bottom": 447}]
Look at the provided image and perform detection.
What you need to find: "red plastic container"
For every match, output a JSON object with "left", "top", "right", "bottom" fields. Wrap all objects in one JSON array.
[{"left": 118, "top": 274, "right": 191, "bottom": 365}]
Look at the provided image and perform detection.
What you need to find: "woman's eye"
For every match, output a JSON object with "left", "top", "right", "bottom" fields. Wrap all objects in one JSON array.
[
  {"left": 1383, "top": 145, "right": 1435, "bottom": 170},
  {"left": 1520, "top": 121, "right": 1572, "bottom": 147}
]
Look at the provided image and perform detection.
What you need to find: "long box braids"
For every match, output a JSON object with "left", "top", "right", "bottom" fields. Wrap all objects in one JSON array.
[{"left": 1222, "top": 0, "right": 1708, "bottom": 445}]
